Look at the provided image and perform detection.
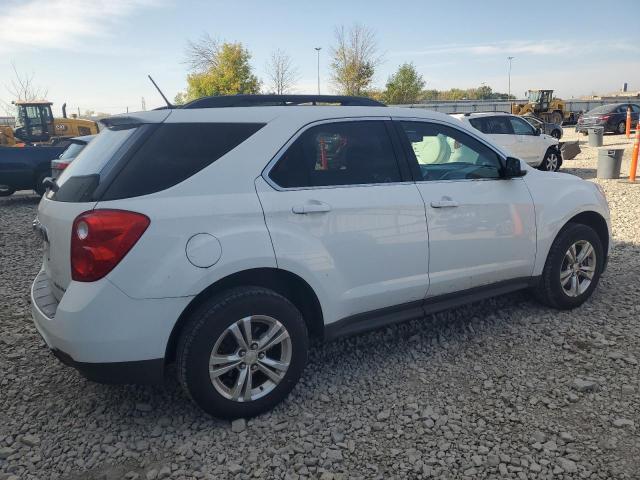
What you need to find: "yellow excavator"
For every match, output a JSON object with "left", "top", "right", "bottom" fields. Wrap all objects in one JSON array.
[
  {"left": 0, "top": 100, "right": 98, "bottom": 146},
  {"left": 511, "top": 89, "right": 577, "bottom": 125}
]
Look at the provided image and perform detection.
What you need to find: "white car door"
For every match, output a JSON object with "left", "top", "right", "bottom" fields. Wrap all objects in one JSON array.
[
  {"left": 469, "top": 115, "right": 524, "bottom": 160},
  {"left": 256, "top": 119, "right": 429, "bottom": 327},
  {"left": 509, "top": 116, "right": 545, "bottom": 166},
  {"left": 396, "top": 119, "right": 537, "bottom": 297}
]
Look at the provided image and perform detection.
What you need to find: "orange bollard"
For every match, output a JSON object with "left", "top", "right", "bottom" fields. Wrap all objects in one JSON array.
[
  {"left": 626, "top": 107, "right": 632, "bottom": 138},
  {"left": 630, "top": 121, "right": 640, "bottom": 182}
]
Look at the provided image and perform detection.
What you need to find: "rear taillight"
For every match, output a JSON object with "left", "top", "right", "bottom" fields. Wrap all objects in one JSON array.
[
  {"left": 52, "top": 161, "right": 71, "bottom": 171},
  {"left": 600, "top": 115, "right": 610, "bottom": 121},
  {"left": 71, "top": 210, "right": 150, "bottom": 282}
]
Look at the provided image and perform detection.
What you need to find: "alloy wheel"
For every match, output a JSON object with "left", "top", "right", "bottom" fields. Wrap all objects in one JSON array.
[
  {"left": 545, "top": 153, "right": 559, "bottom": 171},
  {"left": 208, "top": 315, "right": 292, "bottom": 402},
  {"left": 560, "top": 240, "right": 596, "bottom": 297}
]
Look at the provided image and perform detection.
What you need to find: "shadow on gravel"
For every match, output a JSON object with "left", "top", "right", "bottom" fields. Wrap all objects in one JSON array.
[
  {"left": 0, "top": 194, "right": 40, "bottom": 207},
  {"left": 563, "top": 166, "right": 597, "bottom": 179}
]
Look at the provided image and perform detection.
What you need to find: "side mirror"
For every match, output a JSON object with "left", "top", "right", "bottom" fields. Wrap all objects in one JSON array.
[{"left": 503, "top": 157, "right": 527, "bottom": 178}]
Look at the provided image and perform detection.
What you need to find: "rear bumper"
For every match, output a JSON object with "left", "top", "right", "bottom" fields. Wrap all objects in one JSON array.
[{"left": 31, "top": 269, "right": 192, "bottom": 384}]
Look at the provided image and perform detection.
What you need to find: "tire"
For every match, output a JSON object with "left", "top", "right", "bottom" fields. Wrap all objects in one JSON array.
[
  {"left": 534, "top": 223, "right": 604, "bottom": 310},
  {"left": 176, "top": 287, "right": 309, "bottom": 418},
  {"left": 550, "top": 111, "right": 563, "bottom": 125},
  {"left": 538, "top": 148, "right": 562, "bottom": 172},
  {"left": 0, "top": 186, "right": 15, "bottom": 197},
  {"left": 616, "top": 121, "right": 626, "bottom": 135},
  {"left": 551, "top": 129, "right": 562, "bottom": 139},
  {"left": 34, "top": 173, "right": 48, "bottom": 197}
]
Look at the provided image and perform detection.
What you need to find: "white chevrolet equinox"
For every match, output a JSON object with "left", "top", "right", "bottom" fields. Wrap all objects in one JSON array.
[{"left": 31, "top": 95, "right": 611, "bottom": 418}]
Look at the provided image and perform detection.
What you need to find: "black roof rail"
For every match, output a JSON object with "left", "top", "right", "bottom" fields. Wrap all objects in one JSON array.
[{"left": 181, "top": 94, "right": 386, "bottom": 109}]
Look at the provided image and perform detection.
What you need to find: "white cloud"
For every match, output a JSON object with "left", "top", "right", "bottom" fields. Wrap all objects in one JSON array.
[
  {"left": 392, "top": 40, "right": 633, "bottom": 57},
  {"left": 0, "top": 0, "right": 160, "bottom": 53}
]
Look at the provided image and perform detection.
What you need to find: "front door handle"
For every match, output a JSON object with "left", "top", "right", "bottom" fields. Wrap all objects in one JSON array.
[
  {"left": 430, "top": 199, "right": 459, "bottom": 208},
  {"left": 292, "top": 201, "right": 332, "bottom": 214}
]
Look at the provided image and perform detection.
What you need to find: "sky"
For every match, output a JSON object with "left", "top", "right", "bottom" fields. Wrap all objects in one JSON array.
[{"left": 0, "top": 0, "right": 638, "bottom": 115}]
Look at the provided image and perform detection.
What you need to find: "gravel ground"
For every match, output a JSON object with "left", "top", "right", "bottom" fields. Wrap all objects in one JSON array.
[{"left": 1, "top": 129, "right": 639, "bottom": 480}]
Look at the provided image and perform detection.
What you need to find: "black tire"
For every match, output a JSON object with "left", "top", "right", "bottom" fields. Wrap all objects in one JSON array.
[
  {"left": 0, "top": 186, "right": 15, "bottom": 197},
  {"left": 176, "top": 287, "right": 309, "bottom": 418},
  {"left": 534, "top": 223, "right": 604, "bottom": 310},
  {"left": 34, "top": 173, "right": 48, "bottom": 197},
  {"left": 550, "top": 111, "right": 563, "bottom": 125},
  {"left": 616, "top": 121, "right": 626, "bottom": 135},
  {"left": 551, "top": 129, "right": 562, "bottom": 139},
  {"left": 538, "top": 148, "right": 562, "bottom": 172}
]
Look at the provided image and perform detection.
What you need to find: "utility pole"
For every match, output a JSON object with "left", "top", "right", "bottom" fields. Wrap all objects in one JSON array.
[
  {"left": 141, "top": 97, "right": 146, "bottom": 111},
  {"left": 507, "top": 56, "right": 515, "bottom": 99},
  {"left": 315, "top": 47, "right": 322, "bottom": 95}
]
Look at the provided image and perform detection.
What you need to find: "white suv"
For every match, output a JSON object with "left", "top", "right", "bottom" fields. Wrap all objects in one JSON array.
[
  {"left": 31, "top": 95, "right": 610, "bottom": 418},
  {"left": 453, "top": 112, "right": 562, "bottom": 171}
]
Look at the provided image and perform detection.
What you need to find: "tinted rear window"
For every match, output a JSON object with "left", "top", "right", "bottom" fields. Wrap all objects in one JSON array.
[
  {"left": 587, "top": 105, "right": 616, "bottom": 115},
  {"left": 101, "top": 122, "right": 264, "bottom": 200}
]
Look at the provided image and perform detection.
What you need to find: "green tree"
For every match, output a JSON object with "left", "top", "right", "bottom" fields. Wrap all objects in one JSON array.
[
  {"left": 183, "top": 42, "right": 260, "bottom": 100},
  {"left": 383, "top": 63, "right": 425, "bottom": 104},
  {"left": 330, "top": 24, "right": 381, "bottom": 96}
]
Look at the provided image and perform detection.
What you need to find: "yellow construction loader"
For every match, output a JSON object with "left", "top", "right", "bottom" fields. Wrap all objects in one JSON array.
[
  {"left": 0, "top": 101, "right": 98, "bottom": 146},
  {"left": 511, "top": 89, "right": 577, "bottom": 125}
]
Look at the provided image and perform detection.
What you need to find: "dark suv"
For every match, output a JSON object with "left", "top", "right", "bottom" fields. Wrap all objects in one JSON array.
[{"left": 576, "top": 103, "right": 640, "bottom": 135}]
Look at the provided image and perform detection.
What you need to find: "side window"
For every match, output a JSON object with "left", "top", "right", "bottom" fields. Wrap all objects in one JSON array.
[
  {"left": 510, "top": 116, "right": 536, "bottom": 135},
  {"left": 617, "top": 105, "right": 629, "bottom": 114},
  {"left": 468, "top": 118, "right": 486, "bottom": 133},
  {"left": 631, "top": 105, "right": 640, "bottom": 113},
  {"left": 400, "top": 121, "right": 503, "bottom": 181},
  {"left": 484, "top": 116, "right": 513, "bottom": 135},
  {"left": 269, "top": 121, "right": 401, "bottom": 188}
]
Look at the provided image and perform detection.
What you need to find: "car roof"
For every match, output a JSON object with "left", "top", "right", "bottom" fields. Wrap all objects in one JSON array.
[{"left": 451, "top": 112, "right": 513, "bottom": 119}]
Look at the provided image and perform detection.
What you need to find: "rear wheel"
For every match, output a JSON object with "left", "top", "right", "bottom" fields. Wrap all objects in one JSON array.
[
  {"left": 0, "top": 185, "right": 15, "bottom": 197},
  {"left": 534, "top": 223, "right": 604, "bottom": 309},
  {"left": 551, "top": 129, "right": 562, "bottom": 139},
  {"left": 550, "top": 111, "right": 563, "bottom": 125},
  {"left": 538, "top": 148, "right": 562, "bottom": 172},
  {"left": 617, "top": 121, "right": 626, "bottom": 134},
  {"left": 176, "top": 287, "right": 309, "bottom": 418}
]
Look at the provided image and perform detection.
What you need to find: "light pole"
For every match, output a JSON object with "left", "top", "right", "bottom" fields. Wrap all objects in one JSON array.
[
  {"left": 507, "top": 56, "right": 515, "bottom": 99},
  {"left": 315, "top": 47, "right": 322, "bottom": 95}
]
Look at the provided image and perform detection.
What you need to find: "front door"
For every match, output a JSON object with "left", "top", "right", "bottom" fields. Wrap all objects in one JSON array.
[
  {"left": 395, "top": 119, "right": 537, "bottom": 297},
  {"left": 257, "top": 119, "right": 429, "bottom": 325}
]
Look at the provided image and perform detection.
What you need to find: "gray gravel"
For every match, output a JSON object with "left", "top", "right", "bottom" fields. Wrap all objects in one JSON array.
[{"left": 1, "top": 129, "right": 639, "bottom": 479}]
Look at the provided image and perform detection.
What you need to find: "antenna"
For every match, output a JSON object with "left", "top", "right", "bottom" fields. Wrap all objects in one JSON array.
[{"left": 147, "top": 75, "right": 173, "bottom": 109}]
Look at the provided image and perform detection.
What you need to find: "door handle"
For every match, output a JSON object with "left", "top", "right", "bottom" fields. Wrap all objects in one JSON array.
[
  {"left": 430, "top": 199, "right": 459, "bottom": 208},
  {"left": 292, "top": 201, "right": 332, "bottom": 214}
]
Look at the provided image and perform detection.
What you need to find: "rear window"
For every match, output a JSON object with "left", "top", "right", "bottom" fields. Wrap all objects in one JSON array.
[
  {"left": 587, "top": 105, "right": 616, "bottom": 115},
  {"left": 101, "top": 123, "right": 264, "bottom": 200},
  {"left": 59, "top": 142, "right": 86, "bottom": 160}
]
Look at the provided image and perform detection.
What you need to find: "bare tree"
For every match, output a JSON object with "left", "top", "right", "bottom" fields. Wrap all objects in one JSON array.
[
  {"left": 1, "top": 63, "right": 48, "bottom": 115},
  {"left": 330, "top": 24, "right": 382, "bottom": 95},
  {"left": 184, "top": 33, "right": 220, "bottom": 73},
  {"left": 264, "top": 49, "right": 299, "bottom": 94}
]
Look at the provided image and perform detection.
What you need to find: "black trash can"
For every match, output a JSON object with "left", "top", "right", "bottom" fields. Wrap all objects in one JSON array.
[
  {"left": 588, "top": 127, "right": 604, "bottom": 147},
  {"left": 597, "top": 148, "right": 624, "bottom": 179}
]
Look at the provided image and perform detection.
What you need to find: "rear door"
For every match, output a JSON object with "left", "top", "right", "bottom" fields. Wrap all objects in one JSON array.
[
  {"left": 257, "top": 118, "right": 429, "bottom": 325},
  {"left": 509, "top": 116, "right": 544, "bottom": 165},
  {"left": 471, "top": 116, "right": 521, "bottom": 159}
]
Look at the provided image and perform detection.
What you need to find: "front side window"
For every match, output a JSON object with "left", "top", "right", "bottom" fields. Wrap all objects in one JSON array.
[
  {"left": 510, "top": 116, "right": 536, "bottom": 135},
  {"left": 483, "top": 116, "right": 513, "bottom": 135},
  {"left": 400, "top": 121, "right": 502, "bottom": 181},
  {"left": 269, "top": 121, "right": 401, "bottom": 188}
]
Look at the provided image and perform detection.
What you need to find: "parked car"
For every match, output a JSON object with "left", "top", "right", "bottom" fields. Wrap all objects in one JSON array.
[
  {"left": 522, "top": 115, "right": 563, "bottom": 139},
  {"left": 31, "top": 95, "right": 611, "bottom": 418},
  {"left": 575, "top": 103, "right": 640, "bottom": 135},
  {"left": 453, "top": 112, "right": 563, "bottom": 171},
  {"left": 51, "top": 135, "right": 95, "bottom": 179},
  {"left": 0, "top": 144, "right": 67, "bottom": 196}
]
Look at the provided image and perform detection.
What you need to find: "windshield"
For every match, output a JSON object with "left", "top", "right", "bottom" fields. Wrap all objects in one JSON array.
[
  {"left": 56, "top": 126, "right": 137, "bottom": 187},
  {"left": 527, "top": 91, "right": 542, "bottom": 102},
  {"left": 59, "top": 142, "right": 86, "bottom": 160}
]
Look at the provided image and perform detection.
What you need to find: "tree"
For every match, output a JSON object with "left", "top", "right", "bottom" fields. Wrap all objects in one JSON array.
[
  {"left": 184, "top": 42, "right": 260, "bottom": 100},
  {"left": 1, "top": 63, "right": 48, "bottom": 115},
  {"left": 383, "top": 63, "right": 425, "bottom": 104},
  {"left": 330, "top": 24, "right": 381, "bottom": 95},
  {"left": 184, "top": 33, "right": 220, "bottom": 73},
  {"left": 264, "top": 49, "right": 299, "bottom": 94}
]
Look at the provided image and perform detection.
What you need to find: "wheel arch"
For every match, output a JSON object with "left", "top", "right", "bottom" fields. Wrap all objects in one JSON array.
[
  {"left": 565, "top": 210, "right": 609, "bottom": 258},
  {"left": 164, "top": 267, "right": 325, "bottom": 364}
]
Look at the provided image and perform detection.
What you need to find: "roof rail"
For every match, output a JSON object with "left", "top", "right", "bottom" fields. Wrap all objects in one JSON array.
[{"left": 181, "top": 94, "right": 386, "bottom": 109}]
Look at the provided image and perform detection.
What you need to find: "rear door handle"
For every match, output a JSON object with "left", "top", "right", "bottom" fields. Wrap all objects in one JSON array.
[
  {"left": 292, "top": 201, "right": 332, "bottom": 214},
  {"left": 430, "top": 199, "right": 459, "bottom": 208}
]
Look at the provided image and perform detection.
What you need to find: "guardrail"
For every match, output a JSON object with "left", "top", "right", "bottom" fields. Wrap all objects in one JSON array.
[
  {"left": 0, "top": 117, "right": 14, "bottom": 127},
  {"left": 390, "top": 98, "right": 639, "bottom": 114}
]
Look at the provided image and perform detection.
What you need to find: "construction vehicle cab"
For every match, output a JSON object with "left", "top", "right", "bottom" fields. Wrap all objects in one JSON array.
[
  {"left": 527, "top": 89, "right": 554, "bottom": 112},
  {"left": 1, "top": 101, "right": 98, "bottom": 146},
  {"left": 511, "top": 89, "right": 575, "bottom": 125}
]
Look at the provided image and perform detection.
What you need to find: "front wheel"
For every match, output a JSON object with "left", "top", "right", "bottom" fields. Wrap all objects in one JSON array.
[
  {"left": 538, "top": 148, "right": 562, "bottom": 172},
  {"left": 616, "top": 121, "right": 626, "bottom": 134},
  {"left": 534, "top": 223, "right": 604, "bottom": 309},
  {"left": 0, "top": 185, "right": 15, "bottom": 197},
  {"left": 176, "top": 287, "right": 309, "bottom": 418}
]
